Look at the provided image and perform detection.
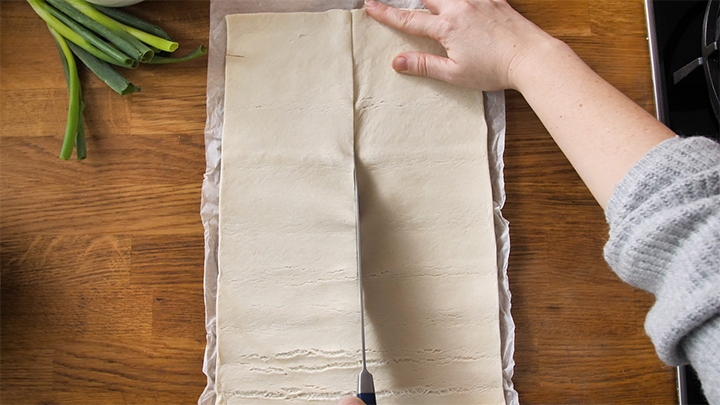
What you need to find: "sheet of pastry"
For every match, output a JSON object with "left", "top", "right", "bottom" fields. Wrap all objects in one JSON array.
[
  {"left": 351, "top": 10, "right": 503, "bottom": 404},
  {"left": 217, "top": 9, "right": 504, "bottom": 404},
  {"left": 218, "top": 11, "right": 358, "bottom": 405}
]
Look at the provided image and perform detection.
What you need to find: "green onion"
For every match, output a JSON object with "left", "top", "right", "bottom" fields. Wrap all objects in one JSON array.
[
  {"left": 48, "top": 25, "right": 83, "bottom": 160},
  {"left": 65, "top": 0, "right": 179, "bottom": 53},
  {"left": 68, "top": 41, "right": 140, "bottom": 95},
  {"left": 28, "top": 0, "right": 207, "bottom": 160},
  {"left": 122, "top": 22, "right": 179, "bottom": 53},
  {"left": 27, "top": 0, "right": 125, "bottom": 67},
  {"left": 147, "top": 45, "right": 207, "bottom": 64},
  {"left": 43, "top": 0, "right": 137, "bottom": 68},
  {"left": 46, "top": 0, "right": 149, "bottom": 64},
  {"left": 76, "top": 100, "right": 87, "bottom": 160},
  {"left": 94, "top": 4, "right": 173, "bottom": 41},
  {"left": 56, "top": 0, "right": 155, "bottom": 63}
]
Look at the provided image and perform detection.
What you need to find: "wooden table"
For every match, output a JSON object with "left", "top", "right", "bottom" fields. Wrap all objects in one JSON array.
[{"left": 0, "top": 1, "right": 678, "bottom": 403}]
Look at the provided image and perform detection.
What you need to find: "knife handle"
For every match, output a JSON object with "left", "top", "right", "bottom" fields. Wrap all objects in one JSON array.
[{"left": 357, "top": 392, "right": 376, "bottom": 405}]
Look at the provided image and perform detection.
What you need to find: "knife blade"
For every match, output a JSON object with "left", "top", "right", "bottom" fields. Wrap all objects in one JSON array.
[{"left": 353, "top": 167, "right": 376, "bottom": 405}]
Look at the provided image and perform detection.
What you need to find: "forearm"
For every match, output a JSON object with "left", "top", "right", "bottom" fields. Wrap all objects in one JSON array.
[{"left": 510, "top": 38, "right": 675, "bottom": 207}]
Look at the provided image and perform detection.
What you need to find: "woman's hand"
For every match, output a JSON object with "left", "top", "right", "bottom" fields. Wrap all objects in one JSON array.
[
  {"left": 364, "top": 0, "right": 557, "bottom": 92},
  {"left": 365, "top": 0, "right": 675, "bottom": 207}
]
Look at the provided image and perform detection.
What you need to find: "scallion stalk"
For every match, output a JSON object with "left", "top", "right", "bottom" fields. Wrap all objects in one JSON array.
[
  {"left": 147, "top": 45, "right": 207, "bottom": 64},
  {"left": 76, "top": 100, "right": 87, "bottom": 159},
  {"left": 48, "top": 25, "right": 83, "bottom": 160},
  {"left": 68, "top": 41, "right": 140, "bottom": 95},
  {"left": 27, "top": 0, "right": 126, "bottom": 68},
  {"left": 65, "top": 0, "right": 178, "bottom": 53},
  {"left": 43, "top": 0, "right": 137, "bottom": 68},
  {"left": 56, "top": 0, "right": 155, "bottom": 62},
  {"left": 46, "top": 0, "right": 149, "bottom": 64},
  {"left": 94, "top": 4, "right": 173, "bottom": 41}
]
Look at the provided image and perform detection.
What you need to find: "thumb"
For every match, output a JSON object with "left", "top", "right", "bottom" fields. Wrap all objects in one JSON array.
[
  {"left": 337, "top": 396, "right": 367, "bottom": 405},
  {"left": 392, "top": 52, "right": 455, "bottom": 83}
]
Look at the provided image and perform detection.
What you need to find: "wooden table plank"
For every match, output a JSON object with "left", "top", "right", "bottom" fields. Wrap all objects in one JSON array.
[{"left": 0, "top": 0, "right": 678, "bottom": 403}]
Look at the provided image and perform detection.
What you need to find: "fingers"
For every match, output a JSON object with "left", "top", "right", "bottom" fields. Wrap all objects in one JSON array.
[
  {"left": 392, "top": 52, "right": 458, "bottom": 84},
  {"left": 364, "top": 1, "right": 461, "bottom": 86},
  {"left": 337, "top": 396, "right": 367, "bottom": 405},
  {"left": 364, "top": 0, "right": 437, "bottom": 38}
]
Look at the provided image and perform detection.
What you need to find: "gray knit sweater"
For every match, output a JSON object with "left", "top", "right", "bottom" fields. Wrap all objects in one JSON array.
[{"left": 604, "top": 136, "right": 720, "bottom": 403}]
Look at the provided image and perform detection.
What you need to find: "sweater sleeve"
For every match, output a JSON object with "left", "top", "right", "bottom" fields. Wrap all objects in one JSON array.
[{"left": 604, "top": 136, "right": 720, "bottom": 404}]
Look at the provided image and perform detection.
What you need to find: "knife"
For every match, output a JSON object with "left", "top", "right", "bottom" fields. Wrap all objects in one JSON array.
[{"left": 353, "top": 167, "right": 376, "bottom": 405}]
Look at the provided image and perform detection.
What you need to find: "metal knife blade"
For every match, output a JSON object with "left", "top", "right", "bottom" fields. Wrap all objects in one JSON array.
[{"left": 353, "top": 167, "right": 376, "bottom": 405}]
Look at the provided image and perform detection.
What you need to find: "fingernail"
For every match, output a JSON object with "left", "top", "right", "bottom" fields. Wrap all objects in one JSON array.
[
  {"left": 365, "top": 0, "right": 378, "bottom": 8},
  {"left": 392, "top": 56, "right": 408, "bottom": 72}
]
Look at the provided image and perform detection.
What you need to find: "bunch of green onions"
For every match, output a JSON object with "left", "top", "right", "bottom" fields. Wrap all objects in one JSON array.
[{"left": 27, "top": 0, "right": 207, "bottom": 160}]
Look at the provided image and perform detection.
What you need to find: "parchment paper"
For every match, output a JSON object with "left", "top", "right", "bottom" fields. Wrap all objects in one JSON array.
[{"left": 200, "top": 1, "right": 516, "bottom": 404}]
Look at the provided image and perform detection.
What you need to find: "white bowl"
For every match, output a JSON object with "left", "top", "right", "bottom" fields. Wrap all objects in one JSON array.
[{"left": 86, "top": 0, "right": 145, "bottom": 7}]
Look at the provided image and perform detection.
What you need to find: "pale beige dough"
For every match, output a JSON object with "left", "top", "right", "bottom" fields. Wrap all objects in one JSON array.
[{"left": 217, "top": 9, "right": 503, "bottom": 405}]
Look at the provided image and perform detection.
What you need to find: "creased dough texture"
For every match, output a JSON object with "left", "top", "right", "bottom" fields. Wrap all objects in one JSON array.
[{"left": 217, "top": 10, "right": 503, "bottom": 405}]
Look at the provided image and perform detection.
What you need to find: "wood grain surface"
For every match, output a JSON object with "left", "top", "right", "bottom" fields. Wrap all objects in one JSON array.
[{"left": 1, "top": 0, "right": 678, "bottom": 403}]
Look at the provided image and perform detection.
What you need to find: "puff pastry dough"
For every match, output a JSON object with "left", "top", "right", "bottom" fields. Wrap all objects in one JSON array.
[{"left": 217, "top": 10, "right": 503, "bottom": 404}]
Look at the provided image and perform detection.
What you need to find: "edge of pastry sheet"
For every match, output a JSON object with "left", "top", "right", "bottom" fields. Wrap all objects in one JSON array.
[{"left": 200, "top": 1, "right": 517, "bottom": 404}]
